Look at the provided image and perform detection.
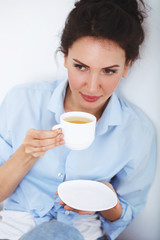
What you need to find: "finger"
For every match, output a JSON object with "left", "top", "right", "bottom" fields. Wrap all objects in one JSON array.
[
  {"left": 78, "top": 210, "right": 94, "bottom": 215},
  {"left": 25, "top": 140, "right": 65, "bottom": 154},
  {"left": 59, "top": 200, "right": 65, "bottom": 205},
  {"left": 26, "top": 128, "right": 62, "bottom": 140},
  {"left": 63, "top": 205, "right": 94, "bottom": 215},
  {"left": 64, "top": 205, "right": 75, "bottom": 211},
  {"left": 24, "top": 133, "right": 64, "bottom": 147},
  {"left": 63, "top": 205, "right": 89, "bottom": 215}
]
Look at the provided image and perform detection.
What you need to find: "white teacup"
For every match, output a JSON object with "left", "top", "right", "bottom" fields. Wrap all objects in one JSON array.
[{"left": 52, "top": 111, "right": 96, "bottom": 150}]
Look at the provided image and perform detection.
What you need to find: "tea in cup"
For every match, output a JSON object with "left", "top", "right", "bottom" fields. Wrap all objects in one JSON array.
[{"left": 52, "top": 111, "right": 96, "bottom": 150}]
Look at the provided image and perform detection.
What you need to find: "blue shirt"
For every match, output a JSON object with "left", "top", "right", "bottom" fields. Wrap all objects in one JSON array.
[{"left": 0, "top": 79, "right": 156, "bottom": 240}]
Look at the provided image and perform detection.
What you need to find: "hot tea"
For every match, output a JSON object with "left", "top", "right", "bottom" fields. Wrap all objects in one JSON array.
[{"left": 64, "top": 116, "right": 92, "bottom": 124}]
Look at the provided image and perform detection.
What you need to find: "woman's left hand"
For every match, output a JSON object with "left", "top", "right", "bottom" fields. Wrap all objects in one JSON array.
[{"left": 59, "top": 199, "right": 94, "bottom": 215}]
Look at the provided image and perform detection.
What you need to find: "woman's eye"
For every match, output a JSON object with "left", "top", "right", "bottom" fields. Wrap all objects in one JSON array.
[
  {"left": 104, "top": 68, "right": 117, "bottom": 75},
  {"left": 74, "top": 64, "right": 86, "bottom": 71}
]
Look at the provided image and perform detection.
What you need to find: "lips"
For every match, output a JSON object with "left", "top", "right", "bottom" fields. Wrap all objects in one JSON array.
[{"left": 80, "top": 93, "right": 101, "bottom": 102}]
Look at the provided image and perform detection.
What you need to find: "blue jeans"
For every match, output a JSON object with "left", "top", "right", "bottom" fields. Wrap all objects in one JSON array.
[
  {"left": 0, "top": 237, "right": 107, "bottom": 240},
  {"left": 0, "top": 220, "right": 107, "bottom": 240},
  {"left": 0, "top": 236, "right": 107, "bottom": 240},
  {"left": 97, "top": 237, "right": 107, "bottom": 240},
  {"left": 18, "top": 219, "right": 84, "bottom": 240}
]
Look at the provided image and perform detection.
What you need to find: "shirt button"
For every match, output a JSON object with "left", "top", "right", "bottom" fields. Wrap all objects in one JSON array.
[
  {"left": 65, "top": 211, "right": 70, "bottom": 215},
  {"left": 58, "top": 173, "right": 63, "bottom": 178}
]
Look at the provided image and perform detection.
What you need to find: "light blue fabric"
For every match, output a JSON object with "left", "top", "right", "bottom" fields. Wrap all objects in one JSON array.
[
  {"left": 0, "top": 79, "right": 156, "bottom": 240},
  {"left": 18, "top": 219, "right": 84, "bottom": 240}
]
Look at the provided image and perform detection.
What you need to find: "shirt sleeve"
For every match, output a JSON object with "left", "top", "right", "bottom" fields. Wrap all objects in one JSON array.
[
  {"left": 0, "top": 89, "right": 14, "bottom": 165},
  {"left": 99, "top": 123, "right": 157, "bottom": 240}
]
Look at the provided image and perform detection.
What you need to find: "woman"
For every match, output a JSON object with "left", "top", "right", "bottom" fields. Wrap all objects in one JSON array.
[{"left": 0, "top": 0, "right": 156, "bottom": 240}]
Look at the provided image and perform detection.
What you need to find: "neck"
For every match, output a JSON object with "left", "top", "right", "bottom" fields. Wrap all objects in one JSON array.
[{"left": 64, "top": 86, "right": 109, "bottom": 120}]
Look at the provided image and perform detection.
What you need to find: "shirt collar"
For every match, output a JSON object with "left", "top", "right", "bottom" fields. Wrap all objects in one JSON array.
[
  {"left": 47, "top": 80, "right": 122, "bottom": 134},
  {"left": 47, "top": 79, "right": 68, "bottom": 123},
  {"left": 96, "top": 92, "right": 122, "bottom": 136}
]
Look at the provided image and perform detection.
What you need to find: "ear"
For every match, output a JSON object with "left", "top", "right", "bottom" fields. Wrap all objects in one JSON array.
[
  {"left": 122, "top": 60, "right": 131, "bottom": 77},
  {"left": 64, "top": 55, "right": 68, "bottom": 68}
]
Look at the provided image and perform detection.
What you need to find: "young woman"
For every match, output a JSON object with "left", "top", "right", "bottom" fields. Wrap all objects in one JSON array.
[{"left": 0, "top": 0, "right": 156, "bottom": 240}]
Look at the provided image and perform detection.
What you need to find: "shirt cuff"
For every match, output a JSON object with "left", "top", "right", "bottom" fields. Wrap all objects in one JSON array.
[{"left": 98, "top": 197, "right": 134, "bottom": 240}]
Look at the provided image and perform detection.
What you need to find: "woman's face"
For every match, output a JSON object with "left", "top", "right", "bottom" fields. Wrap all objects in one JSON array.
[{"left": 64, "top": 36, "right": 130, "bottom": 117}]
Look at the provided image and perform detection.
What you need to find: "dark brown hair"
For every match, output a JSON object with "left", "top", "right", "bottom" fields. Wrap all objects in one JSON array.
[{"left": 60, "top": 0, "right": 147, "bottom": 63}]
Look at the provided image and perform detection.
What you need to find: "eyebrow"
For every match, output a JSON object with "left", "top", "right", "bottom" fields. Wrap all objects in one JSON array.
[{"left": 72, "top": 58, "right": 120, "bottom": 69}]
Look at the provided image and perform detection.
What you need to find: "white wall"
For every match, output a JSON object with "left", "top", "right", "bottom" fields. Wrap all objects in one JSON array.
[{"left": 0, "top": 0, "right": 159, "bottom": 239}]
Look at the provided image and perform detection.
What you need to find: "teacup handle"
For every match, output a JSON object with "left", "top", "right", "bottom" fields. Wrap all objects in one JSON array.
[{"left": 52, "top": 124, "right": 62, "bottom": 131}]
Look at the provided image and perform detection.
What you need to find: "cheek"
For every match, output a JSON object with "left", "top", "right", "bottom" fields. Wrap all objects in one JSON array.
[
  {"left": 103, "top": 75, "right": 121, "bottom": 94},
  {"left": 67, "top": 70, "right": 85, "bottom": 90}
]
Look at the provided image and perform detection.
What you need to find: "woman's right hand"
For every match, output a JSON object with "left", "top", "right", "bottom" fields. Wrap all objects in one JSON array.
[
  {"left": 0, "top": 128, "right": 64, "bottom": 202},
  {"left": 22, "top": 128, "right": 64, "bottom": 158}
]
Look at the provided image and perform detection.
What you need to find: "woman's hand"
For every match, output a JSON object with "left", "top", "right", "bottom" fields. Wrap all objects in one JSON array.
[
  {"left": 22, "top": 128, "right": 64, "bottom": 158},
  {"left": 0, "top": 128, "right": 64, "bottom": 202},
  {"left": 55, "top": 191, "right": 94, "bottom": 215},
  {"left": 59, "top": 199, "right": 94, "bottom": 215},
  {"left": 56, "top": 182, "right": 122, "bottom": 218}
]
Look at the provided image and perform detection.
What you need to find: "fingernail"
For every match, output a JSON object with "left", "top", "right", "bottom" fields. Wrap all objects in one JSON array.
[
  {"left": 60, "top": 140, "right": 65, "bottom": 145},
  {"left": 60, "top": 133, "right": 64, "bottom": 139},
  {"left": 58, "top": 128, "right": 62, "bottom": 133}
]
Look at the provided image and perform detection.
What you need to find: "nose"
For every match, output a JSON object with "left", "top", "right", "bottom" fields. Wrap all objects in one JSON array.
[{"left": 87, "top": 72, "right": 100, "bottom": 93}]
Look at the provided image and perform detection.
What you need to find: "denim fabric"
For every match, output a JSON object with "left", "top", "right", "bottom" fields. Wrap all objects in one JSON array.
[
  {"left": 0, "top": 236, "right": 107, "bottom": 240},
  {"left": 0, "top": 235, "right": 107, "bottom": 240},
  {"left": 97, "top": 236, "right": 108, "bottom": 240},
  {"left": 0, "top": 232, "right": 107, "bottom": 240},
  {"left": 18, "top": 219, "right": 84, "bottom": 240},
  {"left": 0, "top": 237, "right": 107, "bottom": 240}
]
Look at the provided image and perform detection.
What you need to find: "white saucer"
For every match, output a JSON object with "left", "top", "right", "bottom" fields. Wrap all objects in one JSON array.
[{"left": 58, "top": 180, "right": 117, "bottom": 211}]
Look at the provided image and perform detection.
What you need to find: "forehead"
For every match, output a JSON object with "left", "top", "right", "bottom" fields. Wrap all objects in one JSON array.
[{"left": 68, "top": 36, "right": 126, "bottom": 66}]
